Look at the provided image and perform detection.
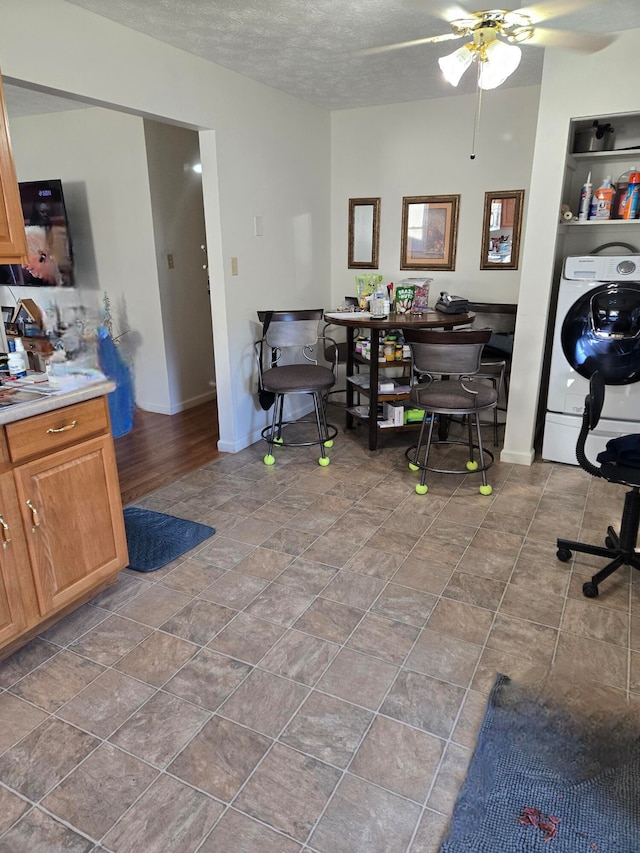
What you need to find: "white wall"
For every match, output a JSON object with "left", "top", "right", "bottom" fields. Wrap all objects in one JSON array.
[
  {"left": 1, "top": 0, "right": 332, "bottom": 453},
  {"left": 502, "top": 28, "right": 640, "bottom": 464},
  {"left": 331, "top": 86, "right": 541, "bottom": 308},
  {"left": 3, "top": 107, "right": 171, "bottom": 412},
  {"left": 143, "top": 119, "right": 215, "bottom": 413}
]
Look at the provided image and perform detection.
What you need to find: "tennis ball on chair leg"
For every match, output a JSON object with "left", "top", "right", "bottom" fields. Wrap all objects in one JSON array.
[{"left": 264, "top": 454, "right": 275, "bottom": 466}]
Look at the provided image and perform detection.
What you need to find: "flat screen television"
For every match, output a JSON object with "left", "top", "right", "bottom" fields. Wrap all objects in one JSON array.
[{"left": 0, "top": 179, "right": 74, "bottom": 287}]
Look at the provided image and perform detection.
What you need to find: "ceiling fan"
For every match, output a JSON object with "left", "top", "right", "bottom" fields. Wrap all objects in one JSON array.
[
  {"left": 361, "top": 2, "right": 617, "bottom": 157},
  {"left": 361, "top": 2, "right": 616, "bottom": 90}
]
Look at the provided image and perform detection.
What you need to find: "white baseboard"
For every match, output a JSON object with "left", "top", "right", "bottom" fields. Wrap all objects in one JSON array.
[
  {"left": 500, "top": 447, "right": 535, "bottom": 465},
  {"left": 219, "top": 399, "right": 314, "bottom": 454},
  {"left": 136, "top": 390, "right": 216, "bottom": 416}
]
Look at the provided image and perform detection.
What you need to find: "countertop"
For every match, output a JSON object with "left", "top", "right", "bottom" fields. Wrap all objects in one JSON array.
[{"left": 0, "top": 377, "right": 115, "bottom": 426}]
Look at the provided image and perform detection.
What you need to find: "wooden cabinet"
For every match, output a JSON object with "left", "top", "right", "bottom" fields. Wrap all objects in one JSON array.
[
  {"left": 500, "top": 197, "right": 516, "bottom": 228},
  {"left": 0, "top": 71, "right": 27, "bottom": 264},
  {"left": 0, "top": 473, "right": 30, "bottom": 647},
  {"left": 0, "top": 394, "right": 128, "bottom": 658}
]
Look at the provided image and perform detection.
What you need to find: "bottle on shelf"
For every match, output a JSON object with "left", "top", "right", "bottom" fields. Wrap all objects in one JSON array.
[
  {"left": 578, "top": 171, "right": 593, "bottom": 221},
  {"left": 612, "top": 168, "right": 639, "bottom": 219},
  {"left": 621, "top": 170, "right": 640, "bottom": 220},
  {"left": 589, "top": 176, "right": 614, "bottom": 220}
]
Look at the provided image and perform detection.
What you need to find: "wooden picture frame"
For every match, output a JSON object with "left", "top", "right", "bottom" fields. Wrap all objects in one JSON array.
[
  {"left": 400, "top": 195, "right": 460, "bottom": 271},
  {"left": 348, "top": 197, "right": 381, "bottom": 269},
  {"left": 480, "top": 189, "right": 525, "bottom": 270}
]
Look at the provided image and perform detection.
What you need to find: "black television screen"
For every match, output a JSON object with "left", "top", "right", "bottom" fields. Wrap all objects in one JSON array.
[{"left": 0, "top": 179, "right": 74, "bottom": 287}]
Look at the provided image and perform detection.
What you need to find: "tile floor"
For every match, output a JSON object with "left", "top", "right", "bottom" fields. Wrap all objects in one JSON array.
[{"left": 0, "top": 418, "right": 639, "bottom": 852}]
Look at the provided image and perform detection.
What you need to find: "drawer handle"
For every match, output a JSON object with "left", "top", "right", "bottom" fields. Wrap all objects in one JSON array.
[
  {"left": 46, "top": 419, "right": 78, "bottom": 435},
  {"left": 0, "top": 514, "right": 11, "bottom": 549},
  {"left": 26, "top": 499, "right": 40, "bottom": 533}
]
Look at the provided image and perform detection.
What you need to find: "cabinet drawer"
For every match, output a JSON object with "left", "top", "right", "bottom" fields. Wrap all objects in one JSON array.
[{"left": 5, "top": 398, "right": 109, "bottom": 462}]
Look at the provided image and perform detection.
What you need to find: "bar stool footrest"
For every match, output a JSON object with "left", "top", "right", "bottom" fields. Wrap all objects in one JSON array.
[
  {"left": 261, "top": 419, "right": 338, "bottom": 449},
  {"left": 404, "top": 439, "right": 495, "bottom": 475}
]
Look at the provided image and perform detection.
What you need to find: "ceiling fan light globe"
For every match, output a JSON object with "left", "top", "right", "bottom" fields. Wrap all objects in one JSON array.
[
  {"left": 438, "top": 45, "right": 475, "bottom": 86},
  {"left": 478, "top": 39, "right": 521, "bottom": 89}
]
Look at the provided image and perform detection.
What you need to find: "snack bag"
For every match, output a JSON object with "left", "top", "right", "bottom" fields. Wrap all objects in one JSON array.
[
  {"left": 409, "top": 278, "right": 432, "bottom": 312},
  {"left": 395, "top": 284, "right": 415, "bottom": 314},
  {"left": 355, "top": 274, "right": 373, "bottom": 308}
]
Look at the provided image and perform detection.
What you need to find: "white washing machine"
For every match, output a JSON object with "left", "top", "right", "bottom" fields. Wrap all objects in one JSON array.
[{"left": 542, "top": 254, "right": 640, "bottom": 465}]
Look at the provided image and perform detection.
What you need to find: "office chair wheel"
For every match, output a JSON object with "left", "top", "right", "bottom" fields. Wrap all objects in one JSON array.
[
  {"left": 408, "top": 462, "right": 420, "bottom": 472},
  {"left": 324, "top": 439, "right": 334, "bottom": 448},
  {"left": 556, "top": 548, "right": 572, "bottom": 562},
  {"left": 582, "top": 581, "right": 599, "bottom": 598},
  {"left": 466, "top": 460, "right": 479, "bottom": 471},
  {"left": 479, "top": 484, "right": 493, "bottom": 496},
  {"left": 318, "top": 456, "right": 330, "bottom": 467},
  {"left": 605, "top": 535, "right": 615, "bottom": 550},
  {"left": 415, "top": 484, "right": 428, "bottom": 495},
  {"left": 263, "top": 454, "right": 276, "bottom": 466}
]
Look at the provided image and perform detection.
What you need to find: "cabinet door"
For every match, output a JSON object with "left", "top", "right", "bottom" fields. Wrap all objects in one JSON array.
[
  {"left": 14, "top": 435, "right": 128, "bottom": 616},
  {"left": 0, "top": 473, "right": 29, "bottom": 646},
  {"left": 500, "top": 198, "right": 516, "bottom": 228},
  {"left": 0, "top": 73, "right": 27, "bottom": 263}
]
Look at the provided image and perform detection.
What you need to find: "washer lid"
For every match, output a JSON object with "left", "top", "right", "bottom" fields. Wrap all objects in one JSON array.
[{"left": 563, "top": 255, "right": 640, "bottom": 281}]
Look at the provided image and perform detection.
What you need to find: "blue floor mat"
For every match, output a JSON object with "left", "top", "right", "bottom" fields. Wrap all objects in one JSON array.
[
  {"left": 439, "top": 674, "right": 640, "bottom": 852},
  {"left": 123, "top": 507, "right": 215, "bottom": 572}
]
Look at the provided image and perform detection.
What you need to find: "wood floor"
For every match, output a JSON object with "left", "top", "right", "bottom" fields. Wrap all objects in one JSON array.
[{"left": 114, "top": 398, "right": 221, "bottom": 506}]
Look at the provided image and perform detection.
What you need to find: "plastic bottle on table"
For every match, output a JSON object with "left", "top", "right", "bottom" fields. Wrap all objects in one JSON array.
[{"left": 7, "top": 340, "right": 26, "bottom": 378}]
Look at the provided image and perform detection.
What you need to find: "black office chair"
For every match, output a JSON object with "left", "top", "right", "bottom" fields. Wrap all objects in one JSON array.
[
  {"left": 556, "top": 371, "right": 640, "bottom": 597},
  {"left": 256, "top": 309, "right": 338, "bottom": 467},
  {"left": 403, "top": 328, "right": 498, "bottom": 496}
]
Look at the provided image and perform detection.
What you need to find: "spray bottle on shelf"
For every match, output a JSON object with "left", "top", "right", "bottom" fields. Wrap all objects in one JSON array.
[
  {"left": 589, "top": 175, "right": 614, "bottom": 220},
  {"left": 578, "top": 171, "right": 592, "bottom": 221},
  {"left": 621, "top": 170, "right": 640, "bottom": 220}
]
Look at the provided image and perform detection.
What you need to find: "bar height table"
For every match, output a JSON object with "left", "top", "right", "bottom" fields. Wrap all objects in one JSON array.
[{"left": 324, "top": 310, "right": 475, "bottom": 452}]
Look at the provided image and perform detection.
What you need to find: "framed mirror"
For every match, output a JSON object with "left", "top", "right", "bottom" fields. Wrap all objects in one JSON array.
[
  {"left": 348, "top": 197, "right": 380, "bottom": 269},
  {"left": 480, "top": 189, "right": 525, "bottom": 270}
]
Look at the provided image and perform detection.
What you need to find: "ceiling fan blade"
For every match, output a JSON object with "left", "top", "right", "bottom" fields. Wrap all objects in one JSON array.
[
  {"left": 527, "top": 26, "right": 616, "bottom": 53},
  {"left": 515, "top": 0, "right": 602, "bottom": 26},
  {"left": 359, "top": 32, "right": 462, "bottom": 57}
]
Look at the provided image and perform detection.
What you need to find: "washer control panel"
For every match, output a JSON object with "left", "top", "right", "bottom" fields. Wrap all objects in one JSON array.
[{"left": 564, "top": 255, "right": 640, "bottom": 281}]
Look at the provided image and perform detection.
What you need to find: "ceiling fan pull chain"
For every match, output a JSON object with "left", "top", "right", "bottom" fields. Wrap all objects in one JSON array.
[{"left": 470, "top": 64, "right": 483, "bottom": 160}]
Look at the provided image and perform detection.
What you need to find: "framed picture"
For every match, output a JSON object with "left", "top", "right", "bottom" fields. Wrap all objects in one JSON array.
[
  {"left": 1, "top": 307, "right": 12, "bottom": 325},
  {"left": 400, "top": 195, "right": 460, "bottom": 271}
]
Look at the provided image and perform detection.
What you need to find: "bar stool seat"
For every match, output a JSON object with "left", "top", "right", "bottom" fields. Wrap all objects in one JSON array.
[
  {"left": 256, "top": 309, "right": 338, "bottom": 467},
  {"left": 262, "top": 363, "right": 335, "bottom": 394},
  {"left": 403, "top": 328, "right": 498, "bottom": 496}
]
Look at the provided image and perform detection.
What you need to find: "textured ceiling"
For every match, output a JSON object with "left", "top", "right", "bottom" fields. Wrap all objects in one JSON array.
[{"left": 6, "top": 0, "right": 640, "bottom": 116}]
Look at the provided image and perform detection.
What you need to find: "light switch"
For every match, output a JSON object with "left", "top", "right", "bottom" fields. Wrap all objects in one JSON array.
[
  {"left": 231, "top": 257, "right": 238, "bottom": 276},
  {"left": 167, "top": 253, "right": 175, "bottom": 269},
  {"left": 254, "top": 216, "right": 263, "bottom": 237}
]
